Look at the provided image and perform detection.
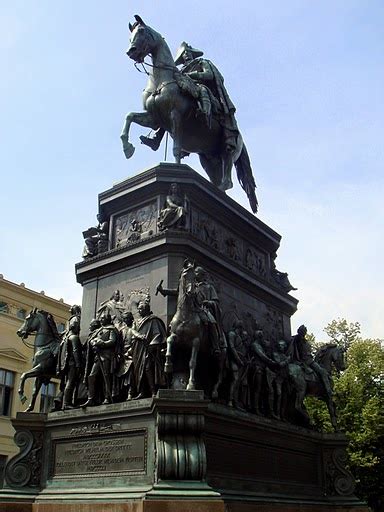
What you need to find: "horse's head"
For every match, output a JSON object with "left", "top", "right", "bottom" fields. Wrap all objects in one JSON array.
[
  {"left": 315, "top": 343, "right": 346, "bottom": 373},
  {"left": 127, "top": 15, "right": 159, "bottom": 63},
  {"left": 332, "top": 345, "right": 347, "bottom": 372},
  {"left": 17, "top": 307, "right": 40, "bottom": 339}
]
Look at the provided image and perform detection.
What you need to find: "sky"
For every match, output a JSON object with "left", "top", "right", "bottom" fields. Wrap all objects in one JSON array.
[{"left": 0, "top": 1, "right": 383, "bottom": 341}]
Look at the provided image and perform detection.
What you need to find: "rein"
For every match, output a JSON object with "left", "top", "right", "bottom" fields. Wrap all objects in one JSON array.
[
  {"left": 134, "top": 58, "right": 176, "bottom": 74},
  {"left": 21, "top": 335, "right": 58, "bottom": 350}
]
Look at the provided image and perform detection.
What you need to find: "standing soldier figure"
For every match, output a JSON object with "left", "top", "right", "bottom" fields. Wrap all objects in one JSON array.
[
  {"left": 56, "top": 306, "right": 82, "bottom": 410},
  {"left": 227, "top": 321, "right": 248, "bottom": 409},
  {"left": 83, "top": 313, "right": 118, "bottom": 406}
]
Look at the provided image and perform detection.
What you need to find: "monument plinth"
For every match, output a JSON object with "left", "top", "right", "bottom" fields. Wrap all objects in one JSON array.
[
  {"left": 1, "top": 390, "right": 363, "bottom": 512},
  {"left": 76, "top": 163, "right": 297, "bottom": 347},
  {"left": 1, "top": 164, "right": 366, "bottom": 511}
]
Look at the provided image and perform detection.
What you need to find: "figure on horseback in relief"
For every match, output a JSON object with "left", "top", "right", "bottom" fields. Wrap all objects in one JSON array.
[
  {"left": 121, "top": 15, "right": 258, "bottom": 213},
  {"left": 156, "top": 260, "right": 227, "bottom": 396}
]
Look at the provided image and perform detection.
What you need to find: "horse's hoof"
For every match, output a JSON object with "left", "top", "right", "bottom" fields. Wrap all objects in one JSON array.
[
  {"left": 24, "top": 405, "right": 33, "bottom": 413},
  {"left": 164, "top": 363, "right": 173, "bottom": 374},
  {"left": 123, "top": 143, "right": 135, "bottom": 159},
  {"left": 186, "top": 382, "right": 196, "bottom": 391},
  {"left": 211, "top": 390, "right": 218, "bottom": 400}
]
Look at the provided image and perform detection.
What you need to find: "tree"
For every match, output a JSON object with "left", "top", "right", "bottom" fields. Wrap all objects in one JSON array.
[
  {"left": 336, "top": 338, "right": 384, "bottom": 511},
  {"left": 305, "top": 319, "right": 384, "bottom": 511},
  {"left": 323, "top": 318, "right": 361, "bottom": 351}
]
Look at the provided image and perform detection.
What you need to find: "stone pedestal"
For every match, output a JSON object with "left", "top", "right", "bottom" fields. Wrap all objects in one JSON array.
[
  {"left": 0, "top": 165, "right": 368, "bottom": 511},
  {"left": 0, "top": 391, "right": 366, "bottom": 511}
]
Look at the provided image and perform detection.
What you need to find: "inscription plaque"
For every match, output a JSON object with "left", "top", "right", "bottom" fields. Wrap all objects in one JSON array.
[{"left": 52, "top": 430, "right": 146, "bottom": 478}]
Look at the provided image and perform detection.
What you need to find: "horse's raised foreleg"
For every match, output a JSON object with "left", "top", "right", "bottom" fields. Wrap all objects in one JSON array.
[
  {"left": 187, "top": 337, "right": 200, "bottom": 391},
  {"left": 120, "top": 111, "right": 159, "bottom": 159},
  {"left": 164, "top": 333, "right": 176, "bottom": 374}
]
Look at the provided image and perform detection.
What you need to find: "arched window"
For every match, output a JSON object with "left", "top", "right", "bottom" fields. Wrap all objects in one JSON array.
[
  {"left": 0, "top": 369, "right": 14, "bottom": 416},
  {"left": 0, "top": 302, "right": 9, "bottom": 314}
]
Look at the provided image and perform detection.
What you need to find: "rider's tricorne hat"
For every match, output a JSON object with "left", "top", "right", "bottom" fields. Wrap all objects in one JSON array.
[{"left": 174, "top": 41, "right": 204, "bottom": 65}]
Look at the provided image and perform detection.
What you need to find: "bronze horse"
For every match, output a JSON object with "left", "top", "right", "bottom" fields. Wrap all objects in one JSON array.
[
  {"left": 121, "top": 15, "right": 258, "bottom": 213},
  {"left": 164, "top": 263, "right": 225, "bottom": 396},
  {"left": 288, "top": 343, "right": 346, "bottom": 430},
  {"left": 17, "top": 308, "right": 61, "bottom": 412},
  {"left": 164, "top": 264, "right": 205, "bottom": 391}
]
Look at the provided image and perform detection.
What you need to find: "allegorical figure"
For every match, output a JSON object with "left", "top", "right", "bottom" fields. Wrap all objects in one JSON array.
[
  {"left": 82, "top": 213, "right": 109, "bottom": 258},
  {"left": 83, "top": 313, "right": 118, "bottom": 406},
  {"left": 140, "top": 42, "right": 239, "bottom": 155},
  {"left": 130, "top": 299, "right": 166, "bottom": 398},
  {"left": 157, "top": 183, "right": 186, "bottom": 231},
  {"left": 56, "top": 305, "right": 82, "bottom": 410},
  {"left": 270, "top": 252, "right": 297, "bottom": 292}
]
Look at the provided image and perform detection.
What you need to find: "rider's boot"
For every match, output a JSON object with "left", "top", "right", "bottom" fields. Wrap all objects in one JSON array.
[
  {"left": 198, "top": 97, "right": 212, "bottom": 128},
  {"left": 140, "top": 128, "right": 165, "bottom": 151}
]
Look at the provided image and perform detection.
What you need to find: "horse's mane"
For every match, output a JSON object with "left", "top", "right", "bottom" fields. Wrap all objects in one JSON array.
[
  {"left": 314, "top": 342, "right": 338, "bottom": 364},
  {"left": 37, "top": 309, "right": 61, "bottom": 340}
]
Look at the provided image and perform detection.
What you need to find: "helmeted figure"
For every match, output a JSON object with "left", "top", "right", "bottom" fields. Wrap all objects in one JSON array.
[
  {"left": 130, "top": 299, "right": 166, "bottom": 398},
  {"left": 56, "top": 305, "right": 82, "bottom": 410},
  {"left": 140, "top": 41, "right": 239, "bottom": 156},
  {"left": 83, "top": 313, "right": 119, "bottom": 406},
  {"left": 288, "top": 325, "right": 333, "bottom": 396}
]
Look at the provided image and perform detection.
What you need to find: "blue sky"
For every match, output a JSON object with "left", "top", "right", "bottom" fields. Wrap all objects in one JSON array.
[{"left": 1, "top": 1, "right": 383, "bottom": 340}]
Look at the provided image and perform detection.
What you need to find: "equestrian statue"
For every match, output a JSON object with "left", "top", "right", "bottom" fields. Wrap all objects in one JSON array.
[
  {"left": 121, "top": 15, "right": 258, "bottom": 213},
  {"left": 16, "top": 308, "right": 61, "bottom": 412}
]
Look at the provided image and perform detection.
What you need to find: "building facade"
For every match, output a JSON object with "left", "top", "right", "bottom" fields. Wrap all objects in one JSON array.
[{"left": 0, "top": 275, "right": 70, "bottom": 485}]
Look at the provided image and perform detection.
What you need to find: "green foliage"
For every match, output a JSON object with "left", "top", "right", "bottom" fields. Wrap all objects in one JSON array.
[
  {"left": 336, "top": 338, "right": 384, "bottom": 509},
  {"left": 306, "top": 319, "right": 384, "bottom": 510},
  {"left": 323, "top": 318, "right": 361, "bottom": 350}
]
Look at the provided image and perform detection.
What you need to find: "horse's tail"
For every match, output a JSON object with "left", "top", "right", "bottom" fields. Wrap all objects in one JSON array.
[{"left": 234, "top": 144, "right": 258, "bottom": 213}]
